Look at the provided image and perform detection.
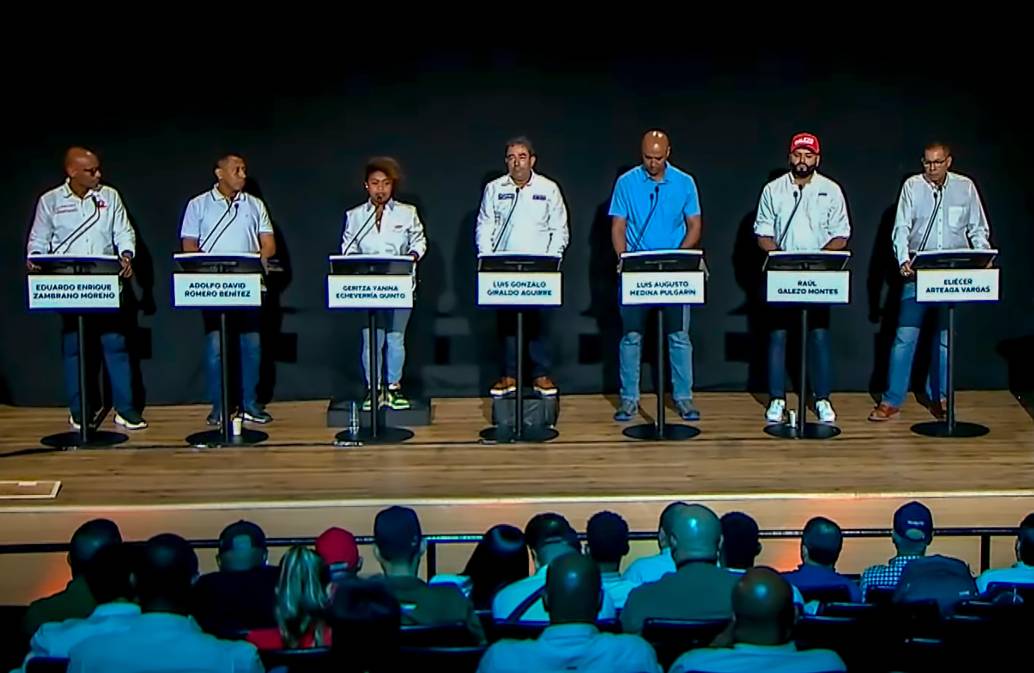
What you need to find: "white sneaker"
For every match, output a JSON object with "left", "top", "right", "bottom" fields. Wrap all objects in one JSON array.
[
  {"left": 765, "top": 399, "right": 786, "bottom": 423},
  {"left": 815, "top": 399, "right": 836, "bottom": 423}
]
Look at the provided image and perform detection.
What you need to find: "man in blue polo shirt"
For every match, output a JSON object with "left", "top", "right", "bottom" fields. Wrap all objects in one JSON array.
[{"left": 609, "top": 130, "right": 703, "bottom": 422}]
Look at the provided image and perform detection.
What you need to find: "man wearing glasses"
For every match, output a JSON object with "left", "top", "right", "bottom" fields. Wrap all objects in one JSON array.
[{"left": 869, "top": 142, "right": 992, "bottom": 422}]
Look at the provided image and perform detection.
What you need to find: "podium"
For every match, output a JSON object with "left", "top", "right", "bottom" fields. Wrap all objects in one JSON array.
[
  {"left": 619, "top": 250, "right": 706, "bottom": 441},
  {"left": 327, "top": 254, "right": 415, "bottom": 445},
  {"left": 911, "top": 248, "right": 999, "bottom": 438},
  {"left": 477, "top": 253, "right": 562, "bottom": 443},
  {"left": 762, "top": 251, "right": 851, "bottom": 441},
  {"left": 173, "top": 253, "right": 268, "bottom": 448},
  {"left": 27, "top": 255, "right": 128, "bottom": 449}
]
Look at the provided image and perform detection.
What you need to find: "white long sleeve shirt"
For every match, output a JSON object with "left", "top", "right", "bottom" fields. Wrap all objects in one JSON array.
[
  {"left": 753, "top": 172, "right": 850, "bottom": 251},
  {"left": 27, "top": 181, "right": 136, "bottom": 257},
  {"left": 341, "top": 199, "right": 427, "bottom": 258},
  {"left": 475, "top": 172, "right": 569, "bottom": 256},
  {"left": 892, "top": 172, "right": 991, "bottom": 265},
  {"left": 179, "top": 186, "right": 274, "bottom": 253}
]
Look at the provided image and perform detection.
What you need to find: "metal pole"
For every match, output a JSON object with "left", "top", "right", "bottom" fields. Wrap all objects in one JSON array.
[
  {"left": 798, "top": 307, "right": 808, "bottom": 436},
  {"left": 220, "top": 312, "right": 232, "bottom": 443},
  {"left": 369, "top": 310, "right": 379, "bottom": 438},
  {"left": 657, "top": 308, "right": 665, "bottom": 437},
  {"left": 515, "top": 310, "right": 524, "bottom": 440},
  {"left": 947, "top": 304, "right": 956, "bottom": 435},
  {"left": 77, "top": 314, "right": 89, "bottom": 445}
]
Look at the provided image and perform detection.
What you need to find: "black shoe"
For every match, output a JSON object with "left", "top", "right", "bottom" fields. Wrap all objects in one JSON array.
[
  {"left": 206, "top": 409, "right": 222, "bottom": 426},
  {"left": 114, "top": 409, "right": 149, "bottom": 430},
  {"left": 68, "top": 409, "right": 100, "bottom": 431},
  {"left": 243, "top": 406, "right": 273, "bottom": 424}
]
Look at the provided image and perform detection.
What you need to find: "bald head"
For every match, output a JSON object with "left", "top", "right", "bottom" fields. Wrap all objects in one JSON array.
[
  {"left": 64, "top": 147, "right": 102, "bottom": 194},
  {"left": 731, "top": 567, "right": 796, "bottom": 645},
  {"left": 543, "top": 552, "right": 601, "bottom": 625},
  {"left": 69, "top": 518, "right": 122, "bottom": 577},
  {"left": 667, "top": 504, "right": 722, "bottom": 563},
  {"left": 640, "top": 130, "right": 671, "bottom": 178}
]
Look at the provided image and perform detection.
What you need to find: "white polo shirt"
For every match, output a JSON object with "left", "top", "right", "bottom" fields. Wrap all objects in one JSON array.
[
  {"left": 670, "top": 642, "right": 846, "bottom": 673},
  {"left": 341, "top": 199, "right": 428, "bottom": 258},
  {"left": 623, "top": 548, "right": 675, "bottom": 586},
  {"left": 180, "top": 186, "right": 274, "bottom": 253},
  {"left": 754, "top": 172, "right": 850, "bottom": 251},
  {"left": 27, "top": 181, "right": 136, "bottom": 257},
  {"left": 976, "top": 562, "right": 1034, "bottom": 593},
  {"left": 475, "top": 171, "right": 569, "bottom": 255},
  {"left": 477, "top": 624, "right": 661, "bottom": 673},
  {"left": 891, "top": 171, "right": 991, "bottom": 265},
  {"left": 492, "top": 566, "right": 617, "bottom": 623}
]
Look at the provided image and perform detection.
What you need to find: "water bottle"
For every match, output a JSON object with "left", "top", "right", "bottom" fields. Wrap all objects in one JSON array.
[
  {"left": 788, "top": 409, "right": 797, "bottom": 427},
  {"left": 349, "top": 401, "right": 360, "bottom": 436}
]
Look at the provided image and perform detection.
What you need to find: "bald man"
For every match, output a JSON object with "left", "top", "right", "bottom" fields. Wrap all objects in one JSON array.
[
  {"left": 620, "top": 504, "right": 738, "bottom": 633},
  {"left": 670, "top": 568, "right": 846, "bottom": 673},
  {"left": 26, "top": 147, "right": 147, "bottom": 430},
  {"left": 610, "top": 130, "right": 703, "bottom": 423},
  {"left": 478, "top": 554, "right": 661, "bottom": 673}
]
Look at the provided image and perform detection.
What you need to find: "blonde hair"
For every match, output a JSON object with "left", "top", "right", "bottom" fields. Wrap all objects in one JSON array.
[{"left": 275, "top": 546, "right": 329, "bottom": 648}]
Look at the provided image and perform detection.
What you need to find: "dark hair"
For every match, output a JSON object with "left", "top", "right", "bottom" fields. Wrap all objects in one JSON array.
[
  {"left": 1019, "top": 513, "right": 1034, "bottom": 565},
  {"left": 136, "top": 534, "right": 198, "bottom": 612},
  {"left": 69, "top": 519, "right": 122, "bottom": 577},
  {"left": 924, "top": 141, "right": 952, "bottom": 157},
  {"left": 365, "top": 156, "right": 402, "bottom": 184},
  {"left": 504, "top": 136, "right": 535, "bottom": 157},
  {"left": 802, "top": 517, "right": 844, "bottom": 567},
  {"left": 721, "top": 512, "right": 760, "bottom": 570},
  {"left": 83, "top": 543, "right": 135, "bottom": 604},
  {"left": 462, "top": 524, "right": 529, "bottom": 610},
  {"left": 328, "top": 578, "right": 401, "bottom": 673},
  {"left": 586, "top": 511, "right": 630, "bottom": 564},
  {"left": 524, "top": 513, "right": 578, "bottom": 554}
]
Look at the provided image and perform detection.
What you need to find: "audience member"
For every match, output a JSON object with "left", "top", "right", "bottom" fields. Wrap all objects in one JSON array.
[
  {"left": 316, "top": 527, "right": 362, "bottom": 586},
  {"left": 720, "top": 511, "right": 762, "bottom": 572},
  {"left": 247, "top": 546, "right": 331, "bottom": 650},
  {"left": 860, "top": 501, "right": 935, "bottom": 599},
  {"left": 585, "top": 511, "right": 636, "bottom": 609},
  {"left": 976, "top": 513, "right": 1034, "bottom": 593},
  {"left": 327, "top": 578, "right": 402, "bottom": 673},
  {"left": 454, "top": 524, "right": 530, "bottom": 610},
  {"left": 783, "top": 517, "right": 861, "bottom": 602},
  {"left": 622, "top": 501, "right": 683, "bottom": 585}
]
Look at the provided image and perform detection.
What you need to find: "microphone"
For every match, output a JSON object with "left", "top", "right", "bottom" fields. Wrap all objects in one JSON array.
[
  {"left": 51, "top": 195, "right": 103, "bottom": 254},
  {"left": 776, "top": 184, "right": 805, "bottom": 251},
  {"left": 915, "top": 182, "right": 944, "bottom": 256},
  {"left": 203, "top": 203, "right": 241, "bottom": 252},
  {"left": 491, "top": 185, "right": 522, "bottom": 253},
  {"left": 198, "top": 200, "right": 237, "bottom": 251},
  {"left": 342, "top": 205, "right": 380, "bottom": 255},
  {"left": 628, "top": 184, "right": 660, "bottom": 253}
]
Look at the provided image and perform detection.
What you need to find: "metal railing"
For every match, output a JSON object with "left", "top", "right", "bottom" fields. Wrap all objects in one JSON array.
[{"left": 0, "top": 527, "right": 1018, "bottom": 578}]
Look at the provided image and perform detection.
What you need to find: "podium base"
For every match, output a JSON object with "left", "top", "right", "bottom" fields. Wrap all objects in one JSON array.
[
  {"left": 334, "top": 426, "right": 414, "bottom": 447},
  {"left": 911, "top": 421, "right": 989, "bottom": 438},
  {"left": 764, "top": 422, "right": 841, "bottom": 440},
  {"left": 623, "top": 423, "right": 700, "bottom": 441},
  {"left": 41, "top": 430, "right": 128, "bottom": 450},
  {"left": 186, "top": 429, "right": 268, "bottom": 448},
  {"left": 479, "top": 425, "right": 558, "bottom": 444}
]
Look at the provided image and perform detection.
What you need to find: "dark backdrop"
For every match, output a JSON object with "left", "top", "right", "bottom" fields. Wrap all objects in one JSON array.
[{"left": 3, "top": 46, "right": 1032, "bottom": 407}]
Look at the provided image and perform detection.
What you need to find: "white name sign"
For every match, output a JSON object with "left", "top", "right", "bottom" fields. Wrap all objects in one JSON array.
[
  {"left": 621, "top": 272, "right": 705, "bottom": 305},
  {"left": 766, "top": 271, "right": 850, "bottom": 304},
  {"left": 173, "top": 273, "right": 262, "bottom": 307},
  {"left": 916, "top": 269, "right": 1000, "bottom": 303},
  {"left": 28, "top": 275, "right": 120, "bottom": 310},
  {"left": 478, "top": 272, "right": 562, "bottom": 306},
  {"left": 327, "top": 275, "right": 413, "bottom": 309}
]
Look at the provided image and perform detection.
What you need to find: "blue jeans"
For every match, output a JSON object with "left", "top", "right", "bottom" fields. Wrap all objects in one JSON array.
[
  {"left": 618, "top": 304, "right": 693, "bottom": 402},
  {"left": 361, "top": 309, "right": 411, "bottom": 386},
  {"left": 768, "top": 306, "right": 832, "bottom": 400},
  {"left": 204, "top": 311, "right": 261, "bottom": 412},
  {"left": 499, "top": 309, "right": 552, "bottom": 378},
  {"left": 62, "top": 315, "right": 134, "bottom": 415},
  {"left": 883, "top": 282, "right": 948, "bottom": 407}
]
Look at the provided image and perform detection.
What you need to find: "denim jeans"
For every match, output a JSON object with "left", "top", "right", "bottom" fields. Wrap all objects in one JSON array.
[
  {"left": 360, "top": 308, "right": 412, "bottom": 387},
  {"left": 768, "top": 306, "right": 832, "bottom": 400},
  {"left": 882, "top": 281, "right": 948, "bottom": 407},
  {"left": 618, "top": 304, "right": 693, "bottom": 402},
  {"left": 61, "top": 314, "right": 134, "bottom": 415},
  {"left": 498, "top": 309, "right": 552, "bottom": 378},
  {"left": 203, "top": 310, "right": 261, "bottom": 413}
]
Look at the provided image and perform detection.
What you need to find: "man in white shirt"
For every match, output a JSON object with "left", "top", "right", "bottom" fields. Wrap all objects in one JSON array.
[
  {"left": 754, "top": 133, "right": 850, "bottom": 424},
  {"left": 977, "top": 513, "right": 1034, "bottom": 593},
  {"left": 669, "top": 567, "right": 845, "bottom": 673},
  {"left": 869, "top": 141, "right": 992, "bottom": 421},
  {"left": 25, "top": 147, "right": 147, "bottom": 430},
  {"left": 341, "top": 157, "right": 427, "bottom": 411},
  {"left": 181, "top": 154, "right": 277, "bottom": 426},
  {"left": 475, "top": 137, "right": 569, "bottom": 398},
  {"left": 479, "top": 553, "right": 660, "bottom": 673},
  {"left": 622, "top": 501, "right": 683, "bottom": 586},
  {"left": 585, "top": 511, "right": 637, "bottom": 609},
  {"left": 67, "top": 533, "right": 263, "bottom": 673}
]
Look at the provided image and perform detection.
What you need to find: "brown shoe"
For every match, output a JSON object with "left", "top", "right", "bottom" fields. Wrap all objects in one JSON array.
[
  {"left": 490, "top": 377, "right": 517, "bottom": 397},
  {"left": 533, "top": 376, "right": 558, "bottom": 396},
  {"left": 929, "top": 398, "right": 947, "bottom": 420},
  {"left": 868, "top": 402, "right": 901, "bottom": 422}
]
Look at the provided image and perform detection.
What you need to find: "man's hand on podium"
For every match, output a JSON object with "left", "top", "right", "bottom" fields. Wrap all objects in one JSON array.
[
  {"left": 899, "top": 260, "right": 914, "bottom": 278},
  {"left": 25, "top": 258, "right": 41, "bottom": 273},
  {"left": 118, "top": 254, "right": 134, "bottom": 279}
]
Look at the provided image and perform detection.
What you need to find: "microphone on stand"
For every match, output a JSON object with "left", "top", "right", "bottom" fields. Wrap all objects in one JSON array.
[
  {"left": 492, "top": 186, "right": 523, "bottom": 253},
  {"left": 776, "top": 184, "right": 805, "bottom": 251},
  {"left": 628, "top": 184, "right": 660, "bottom": 253},
  {"left": 51, "top": 195, "right": 103, "bottom": 254}
]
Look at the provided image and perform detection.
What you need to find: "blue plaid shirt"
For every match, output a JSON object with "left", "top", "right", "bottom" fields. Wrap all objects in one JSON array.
[{"left": 860, "top": 555, "right": 923, "bottom": 599}]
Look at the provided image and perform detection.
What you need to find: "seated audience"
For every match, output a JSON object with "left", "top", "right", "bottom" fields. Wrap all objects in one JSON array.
[
  {"left": 782, "top": 517, "right": 861, "bottom": 602},
  {"left": 860, "top": 501, "right": 938, "bottom": 599},
  {"left": 478, "top": 553, "right": 660, "bottom": 673},
  {"left": 316, "top": 527, "right": 362, "bottom": 587},
  {"left": 247, "top": 546, "right": 331, "bottom": 650},
  {"left": 976, "top": 513, "right": 1034, "bottom": 593},
  {"left": 622, "top": 501, "right": 683, "bottom": 586},
  {"left": 720, "top": 511, "right": 762, "bottom": 573},
  {"left": 327, "top": 578, "right": 402, "bottom": 673},
  {"left": 585, "top": 511, "right": 636, "bottom": 609},
  {"left": 431, "top": 523, "right": 529, "bottom": 610}
]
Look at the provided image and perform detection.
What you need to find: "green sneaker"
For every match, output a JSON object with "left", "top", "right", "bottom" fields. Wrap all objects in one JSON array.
[
  {"left": 386, "top": 385, "right": 411, "bottom": 410},
  {"left": 361, "top": 391, "right": 374, "bottom": 412}
]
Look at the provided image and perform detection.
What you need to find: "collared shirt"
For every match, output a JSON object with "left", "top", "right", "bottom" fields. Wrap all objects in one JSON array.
[
  {"left": 670, "top": 642, "right": 846, "bottom": 673},
  {"left": 782, "top": 563, "right": 862, "bottom": 603},
  {"left": 67, "top": 612, "right": 263, "bottom": 673},
  {"left": 622, "top": 548, "right": 675, "bottom": 586},
  {"left": 753, "top": 172, "right": 850, "bottom": 251},
  {"left": 475, "top": 172, "right": 569, "bottom": 256},
  {"left": 492, "top": 566, "right": 617, "bottom": 624},
  {"left": 891, "top": 172, "right": 991, "bottom": 265},
  {"left": 600, "top": 571, "right": 636, "bottom": 610},
  {"left": 180, "top": 186, "right": 274, "bottom": 253},
  {"left": 620, "top": 561, "right": 739, "bottom": 634},
  {"left": 22, "top": 576, "right": 96, "bottom": 637},
  {"left": 476, "top": 623, "right": 661, "bottom": 673},
  {"left": 19, "top": 602, "right": 142, "bottom": 671},
  {"left": 382, "top": 574, "right": 485, "bottom": 643},
  {"left": 976, "top": 562, "right": 1034, "bottom": 594},
  {"left": 860, "top": 554, "right": 924, "bottom": 599},
  {"left": 27, "top": 181, "right": 135, "bottom": 257},
  {"left": 341, "top": 199, "right": 427, "bottom": 259},
  {"left": 609, "top": 163, "right": 701, "bottom": 252}
]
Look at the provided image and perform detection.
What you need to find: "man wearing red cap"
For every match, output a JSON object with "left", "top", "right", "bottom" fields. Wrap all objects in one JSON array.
[
  {"left": 316, "top": 527, "right": 362, "bottom": 585},
  {"left": 754, "top": 133, "right": 851, "bottom": 425}
]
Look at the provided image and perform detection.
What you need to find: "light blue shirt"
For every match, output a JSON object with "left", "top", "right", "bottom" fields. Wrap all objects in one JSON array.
[
  {"left": 609, "top": 164, "right": 701, "bottom": 252},
  {"left": 477, "top": 624, "right": 661, "bottom": 673},
  {"left": 492, "top": 566, "right": 617, "bottom": 624},
  {"left": 17, "top": 602, "right": 141, "bottom": 672},
  {"left": 622, "top": 548, "right": 675, "bottom": 586}
]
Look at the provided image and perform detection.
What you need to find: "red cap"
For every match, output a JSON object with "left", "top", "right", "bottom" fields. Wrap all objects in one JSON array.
[
  {"left": 790, "top": 132, "right": 821, "bottom": 154},
  {"left": 315, "top": 527, "right": 359, "bottom": 568}
]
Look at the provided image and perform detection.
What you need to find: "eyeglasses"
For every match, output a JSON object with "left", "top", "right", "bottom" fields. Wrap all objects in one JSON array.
[{"left": 921, "top": 157, "right": 949, "bottom": 167}]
